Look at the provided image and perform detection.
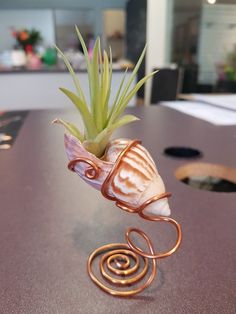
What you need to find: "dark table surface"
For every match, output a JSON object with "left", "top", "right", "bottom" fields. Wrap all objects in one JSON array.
[{"left": 0, "top": 106, "right": 235, "bottom": 314}]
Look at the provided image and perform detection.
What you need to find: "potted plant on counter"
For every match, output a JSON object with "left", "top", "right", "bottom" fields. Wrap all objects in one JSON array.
[
  {"left": 217, "top": 46, "right": 236, "bottom": 92},
  {"left": 11, "top": 28, "right": 42, "bottom": 53},
  {"left": 53, "top": 27, "right": 182, "bottom": 297}
]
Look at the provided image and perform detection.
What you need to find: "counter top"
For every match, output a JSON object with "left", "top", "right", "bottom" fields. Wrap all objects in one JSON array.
[
  {"left": 0, "top": 66, "right": 131, "bottom": 74},
  {"left": 0, "top": 106, "right": 235, "bottom": 313}
]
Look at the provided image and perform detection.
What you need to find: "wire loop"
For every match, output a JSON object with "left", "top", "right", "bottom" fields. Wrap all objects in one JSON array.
[{"left": 68, "top": 140, "right": 182, "bottom": 296}]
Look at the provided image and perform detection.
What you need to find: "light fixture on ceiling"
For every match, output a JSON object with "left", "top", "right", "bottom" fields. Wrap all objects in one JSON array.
[{"left": 207, "top": 0, "right": 216, "bottom": 4}]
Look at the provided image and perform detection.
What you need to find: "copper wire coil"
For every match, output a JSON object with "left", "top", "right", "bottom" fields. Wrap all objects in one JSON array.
[
  {"left": 87, "top": 215, "right": 181, "bottom": 296},
  {"left": 87, "top": 241, "right": 156, "bottom": 297},
  {"left": 67, "top": 139, "right": 182, "bottom": 296},
  {"left": 68, "top": 157, "right": 100, "bottom": 179}
]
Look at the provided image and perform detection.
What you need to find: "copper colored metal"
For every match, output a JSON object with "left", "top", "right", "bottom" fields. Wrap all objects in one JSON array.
[
  {"left": 87, "top": 242, "right": 156, "bottom": 297},
  {"left": 68, "top": 157, "right": 100, "bottom": 179},
  {"left": 68, "top": 140, "right": 182, "bottom": 297}
]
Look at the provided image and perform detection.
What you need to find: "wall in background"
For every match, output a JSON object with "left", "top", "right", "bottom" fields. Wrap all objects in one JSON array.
[
  {"left": 0, "top": 0, "right": 127, "bottom": 9},
  {"left": 145, "top": 0, "right": 173, "bottom": 104},
  {"left": 103, "top": 10, "right": 126, "bottom": 60},
  {"left": 198, "top": 4, "right": 236, "bottom": 84},
  {"left": 0, "top": 10, "right": 55, "bottom": 51},
  {"left": 103, "top": 10, "right": 125, "bottom": 38},
  {"left": 55, "top": 9, "right": 95, "bottom": 50},
  {"left": 0, "top": 0, "right": 128, "bottom": 37}
]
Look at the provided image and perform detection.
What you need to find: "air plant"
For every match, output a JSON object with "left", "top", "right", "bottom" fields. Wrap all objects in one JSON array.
[
  {"left": 52, "top": 29, "right": 182, "bottom": 297},
  {"left": 53, "top": 26, "right": 157, "bottom": 158}
]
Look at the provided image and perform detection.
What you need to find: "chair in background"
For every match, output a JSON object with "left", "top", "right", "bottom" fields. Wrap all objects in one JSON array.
[
  {"left": 151, "top": 68, "right": 181, "bottom": 104},
  {"left": 181, "top": 64, "right": 198, "bottom": 93},
  {"left": 181, "top": 64, "right": 213, "bottom": 93}
]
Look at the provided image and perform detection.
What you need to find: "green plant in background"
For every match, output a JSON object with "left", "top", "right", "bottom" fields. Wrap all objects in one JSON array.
[
  {"left": 53, "top": 26, "right": 157, "bottom": 158},
  {"left": 219, "top": 47, "right": 236, "bottom": 81},
  {"left": 11, "top": 28, "right": 42, "bottom": 51}
]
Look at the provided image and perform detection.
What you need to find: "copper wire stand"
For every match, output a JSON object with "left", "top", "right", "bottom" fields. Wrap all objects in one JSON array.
[{"left": 68, "top": 140, "right": 182, "bottom": 297}]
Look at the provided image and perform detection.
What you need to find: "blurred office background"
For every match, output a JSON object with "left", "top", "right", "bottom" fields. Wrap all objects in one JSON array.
[{"left": 0, "top": 0, "right": 236, "bottom": 109}]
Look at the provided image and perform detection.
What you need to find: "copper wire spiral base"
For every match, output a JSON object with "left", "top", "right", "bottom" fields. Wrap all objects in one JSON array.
[
  {"left": 68, "top": 140, "right": 182, "bottom": 297},
  {"left": 87, "top": 201, "right": 182, "bottom": 297}
]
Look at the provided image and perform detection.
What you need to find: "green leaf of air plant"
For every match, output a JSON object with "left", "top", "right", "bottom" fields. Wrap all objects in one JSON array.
[
  {"left": 82, "top": 122, "right": 114, "bottom": 157},
  {"left": 82, "top": 136, "right": 111, "bottom": 158},
  {"left": 94, "top": 114, "right": 139, "bottom": 150},
  {"left": 101, "top": 50, "right": 111, "bottom": 126},
  {"left": 109, "top": 114, "right": 139, "bottom": 131},
  {"left": 109, "top": 45, "right": 147, "bottom": 124},
  {"left": 75, "top": 26, "right": 93, "bottom": 104},
  {"left": 52, "top": 118, "right": 84, "bottom": 142},
  {"left": 75, "top": 25, "right": 91, "bottom": 71},
  {"left": 104, "top": 47, "right": 113, "bottom": 123},
  {"left": 59, "top": 87, "right": 97, "bottom": 138},
  {"left": 107, "top": 68, "right": 128, "bottom": 124},
  {"left": 90, "top": 38, "right": 102, "bottom": 131},
  {"left": 54, "top": 27, "right": 156, "bottom": 158},
  {"left": 98, "top": 41, "right": 103, "bottom": 110},
  {"left": 76, "top": 27, "right": 103, "bottom": 132},
  {"left": 111, "top": 70, "right": 158, "bottom": 122},
  {"left": 54, "top": 45, "right": 87, "bottom": 105},
  {"left": 83, "top": 113, "right": 138, "bottom": 158}
]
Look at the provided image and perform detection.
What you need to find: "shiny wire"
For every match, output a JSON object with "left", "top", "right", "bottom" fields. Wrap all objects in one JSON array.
[{"left": 68, "top": 140, "right": 182, "bottom": 296}]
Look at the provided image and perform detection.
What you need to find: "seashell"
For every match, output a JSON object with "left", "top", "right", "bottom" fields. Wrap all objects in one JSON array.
[
  {"left": 65, "top": 133, "right": 171, "bottom": 216},
  {"left": 64, "top": 133, "right": 113, "bottom": 190}
]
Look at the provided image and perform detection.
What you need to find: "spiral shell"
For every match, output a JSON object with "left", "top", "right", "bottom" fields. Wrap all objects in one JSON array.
[{"left": 64, "top": 133, "right": 171, "bottom": 216}]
